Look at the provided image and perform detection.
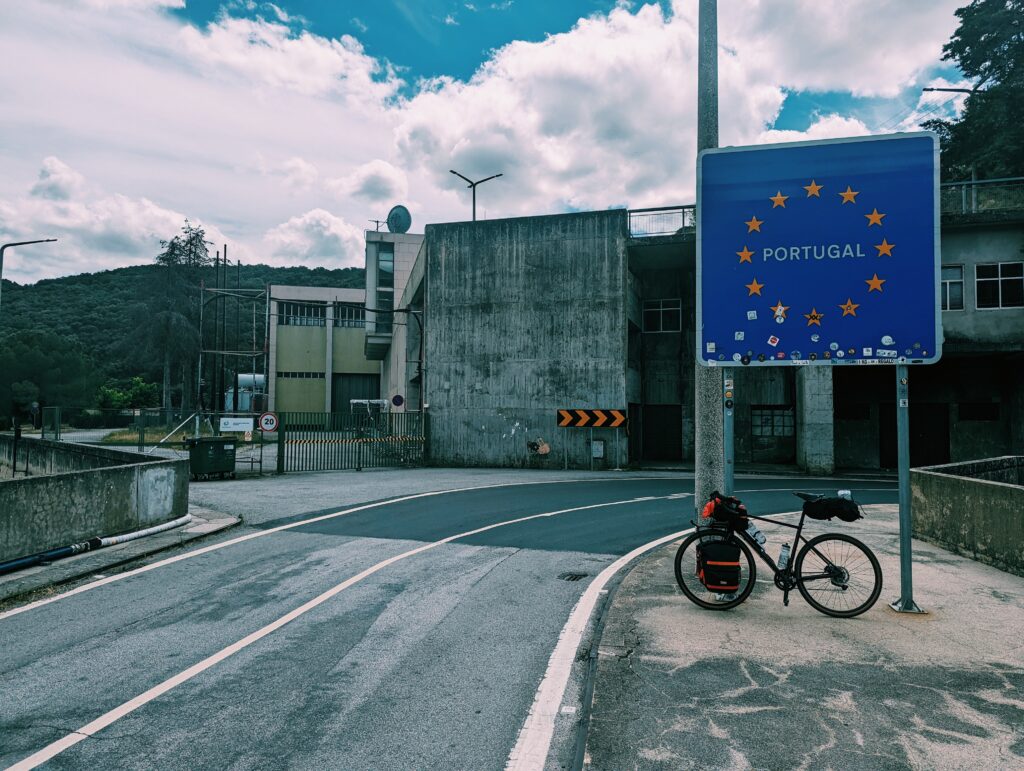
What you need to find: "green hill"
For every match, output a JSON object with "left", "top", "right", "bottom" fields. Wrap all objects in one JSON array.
[{"left": 0, "top": 263, "right": 364, "bottom": 420}]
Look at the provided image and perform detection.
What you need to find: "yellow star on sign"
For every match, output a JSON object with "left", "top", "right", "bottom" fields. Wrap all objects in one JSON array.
[
  {"left": 803, "top": 180, "right": 823, "bottom": 197},
  {"left": 839, "top": 298, "right": 860, "bottom": 317},
  {"left": 874, "top": 238, "right": 895, "bottom": 257},
  {"left": 866, "top": 273, "right": 886, "bottom": 292},
  {"left": 745, "top": 277, "right": 765, "bottom": 296},
  {"left": 865, "top": 208, "right": 885, "bottom": 226},
  {"left": 770, "top": 300, "right": 789, "bottom": 319},
  {"left": 804, "top": 308, "right": 824, "bottom": 326},
  {"left": 736, "top": 245, "right": 754, "bottom": 263},
  {"left": 744, "top": 215, "right": 763, "bottom": 233},
  {"left": 839, "top": 186, "right": 859, "bottom": 204},
  {"left": 769, "top": 191, "right": 789, "bottom": 208}
]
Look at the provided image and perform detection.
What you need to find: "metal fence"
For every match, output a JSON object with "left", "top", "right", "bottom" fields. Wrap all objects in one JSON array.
[
  {"left": 275, "top": 411, "right": 428, "bottom": 472},
  {"left": 39, "top": 407, "right": 268, "bottom": 475},
  {"left": 940, "top": 177, "right": 1024, "bottom": 215},
  {"left": 628, "top": 206, "right": 696, "bottom": 237}
]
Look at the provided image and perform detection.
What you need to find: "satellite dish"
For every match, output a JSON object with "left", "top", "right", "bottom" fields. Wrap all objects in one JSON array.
[{"left": 386, "top": 205, "right": 412, "bottom": 234}]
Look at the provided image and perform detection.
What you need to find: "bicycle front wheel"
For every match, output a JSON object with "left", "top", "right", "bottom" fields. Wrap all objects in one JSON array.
[
  {"left": 795, "top": 533, "right": 882, "bottom": 618},
  {"left": 674, "top": 529, "right": 756, "bottom": 611}
]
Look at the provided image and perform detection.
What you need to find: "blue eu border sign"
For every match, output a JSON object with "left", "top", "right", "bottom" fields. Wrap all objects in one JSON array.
[{"left": 696, "top": 132, "right": 941, "bottom": 368}]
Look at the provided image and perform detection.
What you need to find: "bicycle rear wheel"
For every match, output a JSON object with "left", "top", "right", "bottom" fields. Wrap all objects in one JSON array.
[
  {"left": 674, "top": 529, "right": 756, "bottom": 611},
  {"left": 795, "top": 533, "right": 882, "bottom": 618}
]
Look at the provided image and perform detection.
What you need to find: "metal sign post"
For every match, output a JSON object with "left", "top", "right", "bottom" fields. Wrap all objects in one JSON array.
[
  {"left": 697, "top": 132, "right": 941, "bottom": 614},
  {"left": 723, "top": 374, "right": 734, "bottom": 494},
  {"left": 890, "top": 364, "right": 924, "bottom": 613}
]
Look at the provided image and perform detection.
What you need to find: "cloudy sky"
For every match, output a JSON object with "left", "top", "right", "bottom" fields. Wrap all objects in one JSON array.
[{"left": 0, "top": 0, "right": 969, "bottom": 284}]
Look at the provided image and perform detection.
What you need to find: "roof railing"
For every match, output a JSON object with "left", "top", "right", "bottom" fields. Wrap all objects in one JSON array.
[{"left": 626, "top": 177, "right": 1024, "bottom": 237}]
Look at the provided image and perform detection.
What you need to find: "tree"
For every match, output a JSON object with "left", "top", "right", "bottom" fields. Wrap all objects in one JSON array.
[
  {"left": 923, "top": 0, "right": 1024, "bottom": 180},
  {"left": 144, "top": 220, "right": 212, "bottom": 409}
]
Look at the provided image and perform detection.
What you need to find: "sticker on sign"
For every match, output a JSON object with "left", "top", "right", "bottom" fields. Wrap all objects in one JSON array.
[{"left": 258, "top": 412, "right": 279, "bottom": 432}]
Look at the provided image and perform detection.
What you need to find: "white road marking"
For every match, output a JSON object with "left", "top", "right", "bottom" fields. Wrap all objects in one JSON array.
[
  {"left": 7, "top": 494, "right": 677, "bottom": 770},
  {"left": 505, "top": 504, "right": 822, "bottom": 771},
  {"left": 504, "top": 516, "right": 695, "bottom": 771},
  {"left": 0, "top": 476, "right": 677, "bottom": 622}
]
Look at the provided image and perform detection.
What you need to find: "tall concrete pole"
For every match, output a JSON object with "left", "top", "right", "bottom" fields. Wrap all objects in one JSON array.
[{"left": 693, "top": 0, "right": 725, "bottom": 511}]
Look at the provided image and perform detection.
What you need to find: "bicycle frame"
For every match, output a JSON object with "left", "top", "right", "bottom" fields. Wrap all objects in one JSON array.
[{"left": 706, "top": 511, "right": 840, "bottom": 606}]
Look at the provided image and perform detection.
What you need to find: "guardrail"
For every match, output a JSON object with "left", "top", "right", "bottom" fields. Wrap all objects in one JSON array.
[
  {"left": 940, "top": 176, "right": 1024, "bottom": 215},
  {"left": 628, "top": 206, "right": 695, "bottom": 237},
  {"left": 626, "top": 177, "right": 1024, "bottom": 238}
]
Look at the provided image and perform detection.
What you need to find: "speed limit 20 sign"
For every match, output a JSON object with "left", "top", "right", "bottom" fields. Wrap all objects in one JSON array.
[{"left": 258, "top": 412, "right": 279, "bottom": 433}]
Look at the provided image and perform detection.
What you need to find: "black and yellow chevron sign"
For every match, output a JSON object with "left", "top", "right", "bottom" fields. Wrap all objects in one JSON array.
[{"left": 557, "top": 409, "right": 627, "bottom": 429}]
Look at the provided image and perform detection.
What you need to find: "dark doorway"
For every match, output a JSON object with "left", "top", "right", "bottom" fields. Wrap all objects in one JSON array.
[
  {"left": 642, "top": 404, "right": 682, "bottom": 461},
  {"left": 879, "top": 402, "right": 950, "bottom": 468},
  {"left": 628, "top": 402, "right": 642, "bottom": 463},
  {"left": 332, "top": 373, "right": 381, "bottom": 413}
]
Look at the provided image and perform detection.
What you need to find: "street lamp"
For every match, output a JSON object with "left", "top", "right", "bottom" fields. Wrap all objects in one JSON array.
[
  {"left": 0, "top": 239, "right": 57, "bottom": 316},
  {"left": 449, "top": 169, "right": 503, "bottom": 221}
]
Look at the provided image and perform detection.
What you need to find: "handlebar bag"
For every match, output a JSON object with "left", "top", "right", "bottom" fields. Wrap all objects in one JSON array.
[
  {"left": 697, "top": 541, "right": 741, "bottom": 592},
  {"left": 803, "top": 497, "right": 863, "bottom": 522},
  {"left": 702, "top": 491, "right": 750, "bottom": 527}
]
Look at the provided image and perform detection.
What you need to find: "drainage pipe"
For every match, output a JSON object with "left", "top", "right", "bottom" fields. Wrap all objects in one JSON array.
[{"left": 0, "top": 514, "right": 192, "bottom": 577}]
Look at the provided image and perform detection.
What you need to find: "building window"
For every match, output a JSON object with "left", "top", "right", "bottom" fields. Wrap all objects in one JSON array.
[
  {"left": 750, "top": 406, "right": 795, "bottom": 437},
  {"left": 377, "top": 242, "right": 394, "bottom": 289},
  {"left": 959, "top": 402, "right": 999, "bottom": 421},
  {"left": 375, "top": 290, "right": 394, "bottom": 334},
  {"left": 278, "top": 301, "right": 326, "bottom": 327},
  {"left": 976, "top": 262, "right": 1024, "bottom": 309},
  {"left": 276, "top": 371, "right": 325, "bottom": 379},
  {"left": 941, "top": 265, "right": 964, "bottom": 311},
  {"left": 642, "top": 299, "right": 682, "bottom": 332},
  {"left": 334, "top": 303, "right": 365, "bottom": 328}
]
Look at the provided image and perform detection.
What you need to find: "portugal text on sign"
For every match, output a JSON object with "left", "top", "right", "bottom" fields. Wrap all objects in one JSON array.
[{"left": 557, "top": 409, "right": 626, "bottom": 428}]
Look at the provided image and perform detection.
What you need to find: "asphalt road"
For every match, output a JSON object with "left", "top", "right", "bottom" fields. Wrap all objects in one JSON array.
[{"left": 0, "top": 472, "right": 896, "bottom": 769}]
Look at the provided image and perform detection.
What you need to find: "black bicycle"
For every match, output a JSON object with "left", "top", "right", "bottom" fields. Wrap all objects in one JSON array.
[{"left": 674, "top": 491, "right": 883, "bottom": 618}]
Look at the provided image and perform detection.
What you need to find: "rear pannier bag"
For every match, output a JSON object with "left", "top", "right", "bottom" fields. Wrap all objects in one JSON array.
[
  {"left": 802, "top": 497, "right": 863, "bottom": 522},
  {"left": 697, "top": 541, "right": 741, "bottom": 592}
]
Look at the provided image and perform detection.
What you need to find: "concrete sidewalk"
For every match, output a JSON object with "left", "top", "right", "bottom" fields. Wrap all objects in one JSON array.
[
  {"left": 585, "top": 505, "right": 1024, "bottom": 770},
  {"left": 0, "top": 506, "right": 239, "bottom": 607}
]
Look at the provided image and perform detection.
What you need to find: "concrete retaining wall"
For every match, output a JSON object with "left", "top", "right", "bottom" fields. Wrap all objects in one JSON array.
[
  {"left": 0, "top": 436, "right": 188, "bottom": 562},
  {"left": 911, "top": 456, "right": 1024, "bottom": 577}
]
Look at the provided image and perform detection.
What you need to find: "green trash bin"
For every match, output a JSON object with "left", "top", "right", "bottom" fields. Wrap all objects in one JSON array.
[{"left": 185, "top": 437, "right": 236, "bottom": 480}]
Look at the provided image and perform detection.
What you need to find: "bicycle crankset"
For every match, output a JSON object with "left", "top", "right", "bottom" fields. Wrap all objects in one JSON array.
[{"left": 774, "top": 572, "right": 797, "bottom": 591}]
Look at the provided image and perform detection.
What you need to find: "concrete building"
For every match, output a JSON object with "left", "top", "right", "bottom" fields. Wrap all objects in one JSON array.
[
  {"left": 363, "top": 231, "right": 425, "bottom": 411},
  {"left": 267, "top": 285, "right": 380, "bottom": 413},
  {"left": 369, "top": 178, "right": 1024, "bottom": 471}
]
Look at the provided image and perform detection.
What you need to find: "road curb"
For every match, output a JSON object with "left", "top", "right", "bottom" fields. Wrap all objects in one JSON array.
[{"left": 0, "top": 509, "right": 241, "bottom": 608}]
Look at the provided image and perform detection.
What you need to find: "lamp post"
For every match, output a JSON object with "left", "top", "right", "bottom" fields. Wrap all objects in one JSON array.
[
  {"left": 0, "top": 239, "right": 58, "bottom": 317},
  {"left": 449, "top": 170, "right": 503, "bottom": 221}
]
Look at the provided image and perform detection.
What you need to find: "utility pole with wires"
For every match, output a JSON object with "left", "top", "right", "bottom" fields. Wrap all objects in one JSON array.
[{"left": 449, "top": 170, "right": 503, "bottom": 221}]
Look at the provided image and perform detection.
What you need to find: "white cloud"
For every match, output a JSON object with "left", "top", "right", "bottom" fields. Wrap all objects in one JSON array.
[
  {"left": 30, "top": 156, "right": 86, "bottom": 201},
  {"left": 270, "top": 157, "right": 319, "bottom": 191},
  {"left": 758, "top": 114, "right": 872, "bottom": 145},
  {"left": 0, "top": 0, "right": 966, "bottom": 283},
  {"left": 327, "top": 160, "right": 409, "bottom": 204},
  {"left": 178, "top": 15, "right": 400, "bottom": 102},
  {"left": 263, "top": 209, "right": 364, "bottom": 266},
  {"left": 1, "top": 157, "right": 236, "bottom": 281}
]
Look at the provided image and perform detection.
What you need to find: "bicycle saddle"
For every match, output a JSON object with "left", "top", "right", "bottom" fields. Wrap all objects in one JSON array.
[{"left": 793, "top": 491, "right": 824, "bottom": 502}]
